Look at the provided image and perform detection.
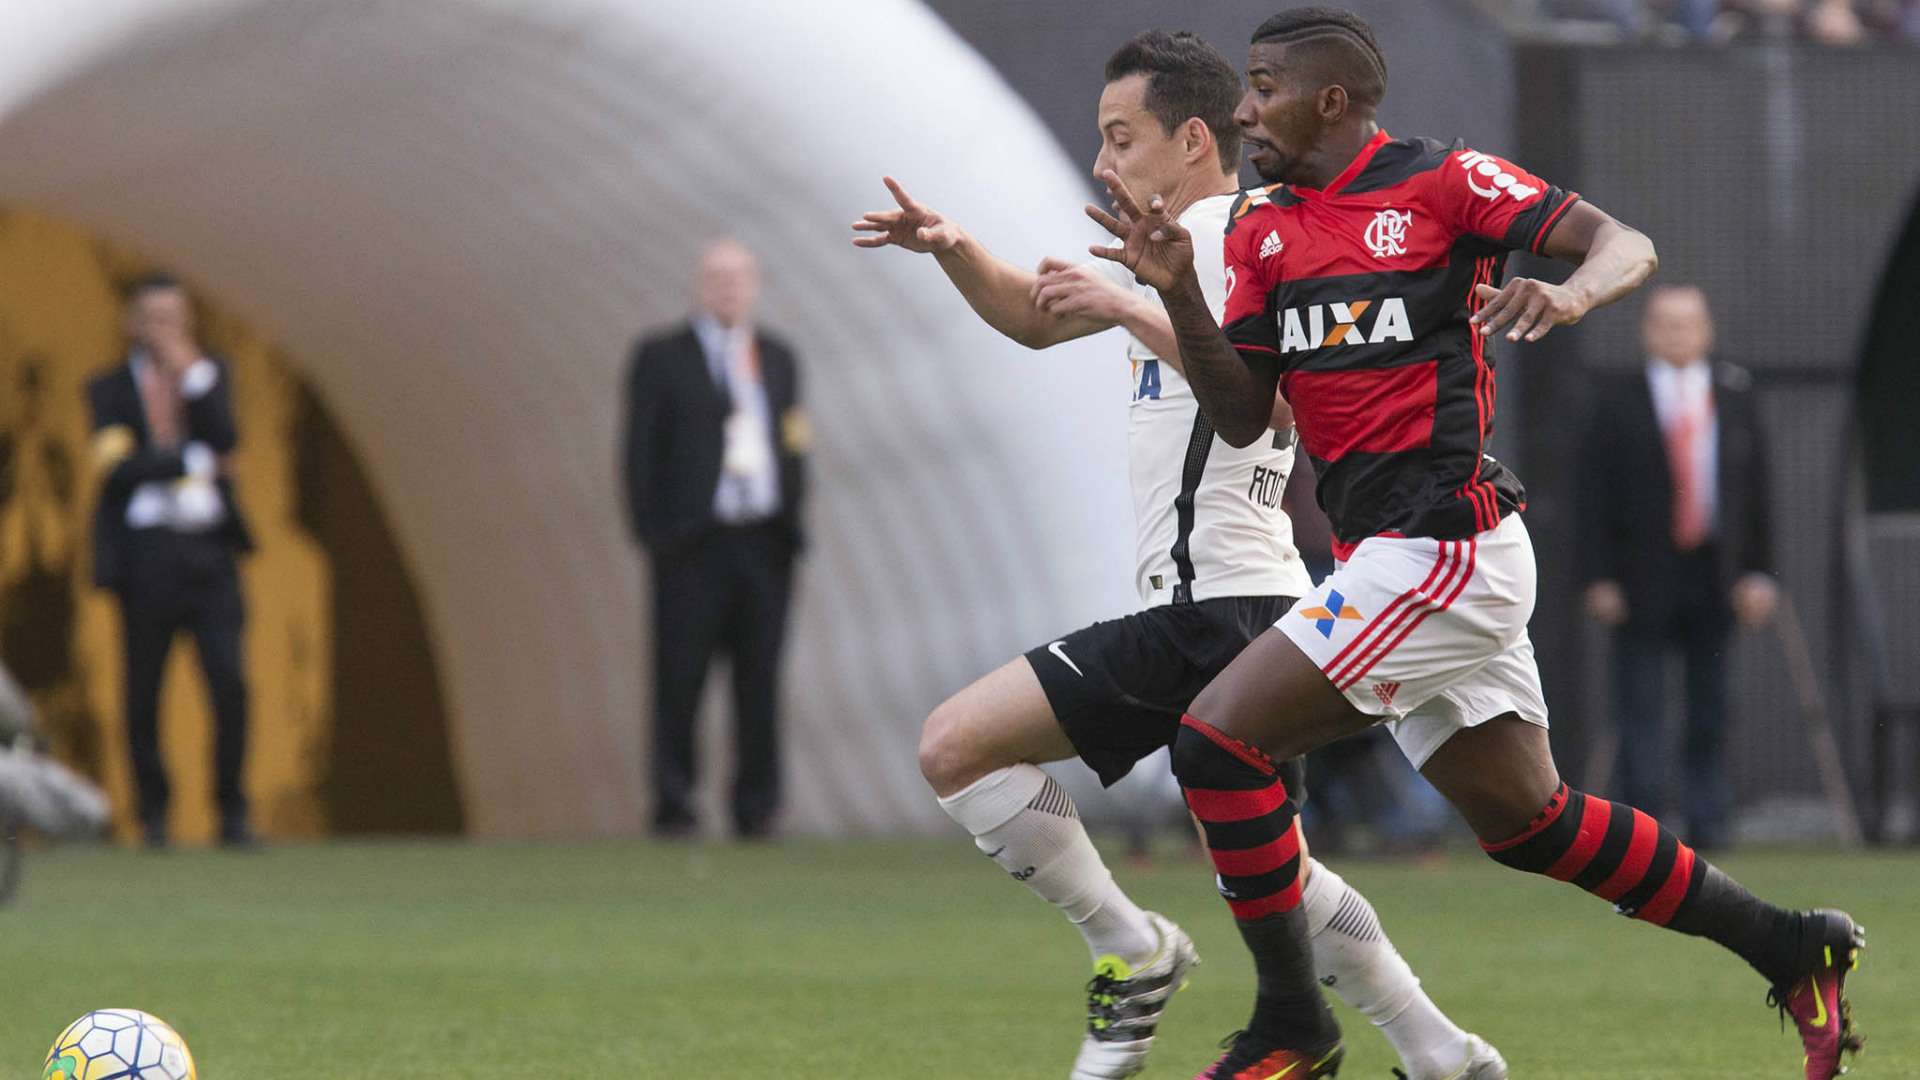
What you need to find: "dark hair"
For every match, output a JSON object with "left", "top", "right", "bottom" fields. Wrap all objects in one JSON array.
[
  {"left": 1104, "top": 30, "right": 1243, "bottom": 173},
  {"left": 123, "top": 271, "right": 186, "bottom": 303},
  {"left": 1251, "top": 7, "right": 1387, "bottom": 109}
]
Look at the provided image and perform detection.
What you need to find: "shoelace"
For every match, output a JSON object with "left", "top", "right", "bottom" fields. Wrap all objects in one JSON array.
[
  {"left": 1085, "top": 971, "right": 1126, "bottom": 1032},
  {"left": 1209, "top": 1029, "right": 1269, "bottom": 1072},
  {"left": 1765, "top": 985, "right": 1790, "bottom": 1033}
]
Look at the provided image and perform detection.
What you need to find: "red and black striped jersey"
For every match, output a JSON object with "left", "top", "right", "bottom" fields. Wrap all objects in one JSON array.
[{"left": 1221, "top": 129, "right": 1580, "bottom": 558}]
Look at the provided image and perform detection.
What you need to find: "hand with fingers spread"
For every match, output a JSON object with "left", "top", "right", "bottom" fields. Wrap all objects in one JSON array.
[
  {"left": 1470, "top": 277, "right": 1588, "bottom": 343},
  {"left": 1084, "top": 169, "right": 1193, "bottom": 293},
  {"left": 851, "top": 176, "right": 965, "bottom": 254},
  {"left": 1030, "top": 256, "right": 1135, "bottom": 324}
]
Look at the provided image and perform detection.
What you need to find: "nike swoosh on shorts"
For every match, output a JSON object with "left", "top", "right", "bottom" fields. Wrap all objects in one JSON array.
[{"left": 1048, "top": 641, "right": 1084, "bottom": 677}]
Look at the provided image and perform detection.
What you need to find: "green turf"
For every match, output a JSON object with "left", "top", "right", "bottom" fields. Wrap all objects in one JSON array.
[{"left": 0, "top": 839, "right": 1912, "bottom": 1078}]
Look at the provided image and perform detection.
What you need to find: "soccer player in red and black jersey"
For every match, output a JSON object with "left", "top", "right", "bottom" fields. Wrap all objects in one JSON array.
[{"left": 1088, "top": 7, "right": 1865, "bottom": 1079}]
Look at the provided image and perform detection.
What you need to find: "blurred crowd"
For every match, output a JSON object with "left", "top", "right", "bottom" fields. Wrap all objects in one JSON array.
[{"left": 1509, "top": 0, "right": 1920, "bottom": 42}]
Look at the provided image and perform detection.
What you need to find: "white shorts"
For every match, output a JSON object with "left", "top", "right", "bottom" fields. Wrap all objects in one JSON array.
[{"left": 1277, "top": 513, "right": 1549, "bottom": 767}]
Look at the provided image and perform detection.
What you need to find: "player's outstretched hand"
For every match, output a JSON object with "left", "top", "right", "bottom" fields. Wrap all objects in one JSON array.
[
  {"left": 1470, "top": 278, "right": 1588, "bottom": 343},
  {"left": 1085, "top": 169, "right": 1192, "bottom": 292},
  {"left": 851, "top": 176, "right": 964, "bottom": 254}
]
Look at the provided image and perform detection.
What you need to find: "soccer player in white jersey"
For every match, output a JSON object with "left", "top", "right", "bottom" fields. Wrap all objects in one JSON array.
[{"left": 852, "top": 31, "right": 1504, "bottom": 1080}]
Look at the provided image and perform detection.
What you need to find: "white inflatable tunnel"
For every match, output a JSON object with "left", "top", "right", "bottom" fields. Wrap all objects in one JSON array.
[{"left": 0, "top": 0, "right": 1136, "bottom": 836}]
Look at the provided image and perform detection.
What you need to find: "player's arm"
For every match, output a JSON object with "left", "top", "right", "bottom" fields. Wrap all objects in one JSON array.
[
  {"left": 1157, "top": 273, "right": 1279, "bottom": 447},
  {"left": 1471, "top": 200, "right": 1658, "bottom": 343},
  {"left": 852, "top": 177, "right": 1109, "bottom": 349},
  {"left": 1030, "top": 257, "right": 1183, "bottom": 368},
  {"left": 1084, "top": 170, "right": 1279, "bottom": 448}
]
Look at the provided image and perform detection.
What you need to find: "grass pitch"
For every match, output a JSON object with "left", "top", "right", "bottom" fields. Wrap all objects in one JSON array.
[{"left": 1, "top": 838, "right": 1913, "bottom": 1077}]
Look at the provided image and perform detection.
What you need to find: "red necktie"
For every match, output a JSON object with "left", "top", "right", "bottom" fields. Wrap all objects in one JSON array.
[
  {"left": 140, "top": 365, "right": 183, "bottom": 449},
  {"left": 1665, "top": 383, "right": 1711, "bottom": 552}
]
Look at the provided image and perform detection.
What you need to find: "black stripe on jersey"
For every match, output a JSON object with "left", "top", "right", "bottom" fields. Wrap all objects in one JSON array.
[
  {"left": 1505, "top": 189, "right": 1580, "bottom": 254},
  {"left": 1309, "top": 444, "right": 1526, "bottom": 551},
  {"left": 1262, "top": 260, "right": 1496, "bottom": 372},
  {"left": 1167, "top": 411, "right": 1215, "bottom": 604},
  {"left": 1339, "top": 136, "right": 1455, "bottom": 194}
]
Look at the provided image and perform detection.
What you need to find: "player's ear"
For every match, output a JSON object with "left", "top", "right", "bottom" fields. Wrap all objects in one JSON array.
[
  {"left": 1182, "top": 117, "right": 1212, "bottom": 165},
  {"left": 1320, "top": 84, "right": 1348, "bottom": 123}
]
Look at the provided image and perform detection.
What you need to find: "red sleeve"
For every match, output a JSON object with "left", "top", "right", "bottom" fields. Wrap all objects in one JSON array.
[
  {"left": 1221, "top": 202, "right": 1279, "bottom": 360},
  {"left": 1432, "top": 147, "right": 1580, "bottom": 255}
]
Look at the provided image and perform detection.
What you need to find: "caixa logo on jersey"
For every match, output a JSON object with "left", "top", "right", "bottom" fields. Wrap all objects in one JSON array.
[
  {"left": 1278, "top": 297, "right": 1413, "bottom": 354},
  {"left": 1455, "top": 150, "right": 1540, "bottom": 202}
]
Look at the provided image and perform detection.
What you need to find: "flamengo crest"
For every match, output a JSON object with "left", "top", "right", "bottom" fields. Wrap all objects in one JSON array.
[{"left": 1365, "top": 209, "right": 1412, "bottom": 258}]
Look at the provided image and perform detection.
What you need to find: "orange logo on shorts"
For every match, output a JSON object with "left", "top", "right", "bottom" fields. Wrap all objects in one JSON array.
[
  {"left": 1372, "top": 682, "right": 1400, "bottom": 707},
  {"left": 1301, "top": 590, "right": 1364, "bottom": 638}
]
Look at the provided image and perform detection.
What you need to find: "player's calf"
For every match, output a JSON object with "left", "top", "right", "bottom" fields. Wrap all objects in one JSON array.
[
  {"left": 1171, "top": 715, "right": 1339, "bottom": 1054},
  {"left": 1480, "top": 782, "right": 1866, "bottom": 1078},
  {"left": 1171, "top": 715, "right": 1305, "bottom": 919}
]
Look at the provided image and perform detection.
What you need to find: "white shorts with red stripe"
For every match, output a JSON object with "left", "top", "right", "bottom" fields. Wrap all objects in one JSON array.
[{"left": 1277, "top": 512, "right": 1549, "bottom": 767}]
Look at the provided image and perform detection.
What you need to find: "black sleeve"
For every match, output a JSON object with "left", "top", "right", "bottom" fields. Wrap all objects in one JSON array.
[
  {"left": 89, "top": 378, "right": 184, "bottom": 498},
  {"left": 1736, "top": 389, "right": 1775, "bottom": 578},
  {"left": 183, "top": 359, "right": 239, "bottom": 453},
  {"left": 622, "top": 338, "right": 663, "bottom": 548},
  {"left": 779, "top": 339, "right": 806, "bottom": 544},
  {"left": 1503, "top": 188, "right": 1581, "bottom": 256},
  {"left": 1578, "top": 377, "right": 1625, "bottom": 584}
]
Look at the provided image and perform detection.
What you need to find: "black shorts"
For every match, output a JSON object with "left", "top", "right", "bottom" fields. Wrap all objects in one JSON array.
[{"left": 1024, "top": 595, "right": 1305, "bottom": 790}]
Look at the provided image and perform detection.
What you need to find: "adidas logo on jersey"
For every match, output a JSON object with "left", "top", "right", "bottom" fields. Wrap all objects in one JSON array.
[
  {"left": 1372, "top": 681, "right": 1400, "bottom": 707},
  {"left": 1278, "top": 297, "right": 1413, "bottom": 354},
  {"left": 1258, "top": 229, "right": 1284, "bottom": 260}
]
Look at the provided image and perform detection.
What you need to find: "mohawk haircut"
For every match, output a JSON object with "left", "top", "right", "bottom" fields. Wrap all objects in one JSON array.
[
  {"left": 1104, "top": 30, "right": 1244, "bottom": 172},
  {"left": 1251, "top": 7, "right": 1388, "bottom": 109}
]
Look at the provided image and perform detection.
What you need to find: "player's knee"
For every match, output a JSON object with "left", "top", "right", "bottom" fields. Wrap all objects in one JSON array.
[
  {"left": 1168, "top": 722, "right": 1213, "bottom": 786},
  {"left": 917, "top": 699, "right": 985, "bottom": 796},
  {"left": 1186, "top": 682, "right": 1279, "bottom": 756},
  {"left": 1459, "top": 779, "right": 1560, "bottom": 848},
  {"left": 1169, "top": 719, "right": 1256, "bottom": 789}
]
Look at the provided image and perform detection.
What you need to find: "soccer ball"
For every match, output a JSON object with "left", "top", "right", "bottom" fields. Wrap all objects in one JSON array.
[{"left": 42, "top": 1009, "right": 195, "bottom": 1080}]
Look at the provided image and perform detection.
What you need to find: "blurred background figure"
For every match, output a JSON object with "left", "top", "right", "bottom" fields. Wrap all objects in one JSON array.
[
  {"left": 1580, "top": 284, "right": 1778, "bottom": 850},
  {"left": 87, "top": 273, "right": 254, "bottom": 850},
  {"left": 624, "top": 240, "right": 808, "bottom": 840},
  {"left": 1516, "top": 0, "right": 1913, "bottom": 42},
  {"left": 0, "top": 355, "right": 92, "bottom": 772},
  {"left": 0, "top": 657, "right": 109, "bottom": 903}
]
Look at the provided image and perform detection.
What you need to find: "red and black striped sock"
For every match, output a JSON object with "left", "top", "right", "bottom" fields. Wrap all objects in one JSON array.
[
  {"left": 1172, "top": 714, "right": 1337, "bottom": 1047},
  {"left": 1483, "top": 783, "right": 1796, "bottom": 984}
]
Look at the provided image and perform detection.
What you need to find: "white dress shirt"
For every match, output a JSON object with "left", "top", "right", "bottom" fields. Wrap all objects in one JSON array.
[
  {"left": 1644, "top": 356, "right": 1718, "bottom": 536},
  {"left": 691, "top": 315, "right": 782, "bottom": 524},
  {"left": 125, "top": 353, "right": 227, "bottom": 533}
]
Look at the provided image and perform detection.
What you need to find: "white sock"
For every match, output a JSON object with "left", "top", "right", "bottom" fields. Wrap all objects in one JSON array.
[
  {"left": 1301, "top": 859, "right": 1472, "bottom": 1079},
  {"left": 938, "top": 764, "right": 1159, "bottom": 965}
]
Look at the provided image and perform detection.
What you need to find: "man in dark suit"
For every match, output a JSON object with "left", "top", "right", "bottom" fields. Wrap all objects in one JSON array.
[
  {"left": 624, "top": 240, "right": 808, "bottom": 839},
  {"left": 1580, "top": 284, "right": 1777, "bottom": 850},
  {"left": 88, "top": 273, "right": 255, "bottom": 848}
]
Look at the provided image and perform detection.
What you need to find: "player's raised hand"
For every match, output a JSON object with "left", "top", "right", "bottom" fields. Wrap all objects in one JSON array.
[
  {"left": 1470, "top": 278, "right": 1588, "bottom": 343},
  {"left": 1085, "top": 169, "right": 1192, "bottom": 292},
  {"left": 851, "top": 176, "right": 964, "bottom": 254}
]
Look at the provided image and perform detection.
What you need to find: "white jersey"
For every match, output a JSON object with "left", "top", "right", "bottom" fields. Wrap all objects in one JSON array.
[{"left": 1094, "top": 191, "right": 1312, "bottom": 606}]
